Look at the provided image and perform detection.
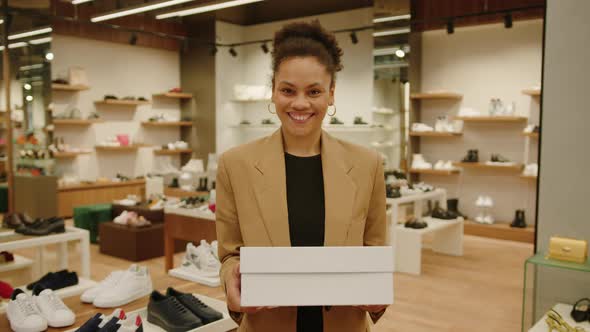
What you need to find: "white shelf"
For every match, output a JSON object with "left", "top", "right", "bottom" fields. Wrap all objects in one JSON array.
[
  {"left": 386, "top": 188, "right": 447, "bottom": 205},
  {"left": 529, "top": 303, "right": 590, "bottom": 332},
  {"left": 169, "top": 267, "right": 220, "bottom": 287},
  {"left": 396, "top": 217, "right": 463, "bottom": 235},
  {"left": 0, "top": 254, "right": 33, "bottom": 273},
  {"left": 165, "top": 207, "right": 216, "bottom": 221}
]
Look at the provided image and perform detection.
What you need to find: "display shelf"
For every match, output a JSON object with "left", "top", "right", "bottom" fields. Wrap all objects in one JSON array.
[
  {"left": 168, "top": 267, "right": 220, "bottom": 287},
  {"left": 372, "top": 110, "right": 397, "bottom": 115},
  {"left": 453, "top": 162, "right": 523, "bottom": 172},
  {"left": 371, "top": 141, "right": 394, "bottom": 148},
  {"left": 154, "top": 149, "right": 193, "bottom": 155},
  {"left": 54, "top": 151, "right": 92, "bottom": 158},
  {"left": 94, "top": 99, "right": 150, "bottom": 106},
  {"left": 153, "top": 92, "right": 193, "bottom": 99},
  {"left": 410, "top": 92, "right": 463, "bottom": 100},
  {"left": 0, "top": 254, "right": 32, "bottom": 273},
  {"left": 455, "top": 116, "right": 528, "bottom": 122},
  {"left": 53, "top": 119, "right": 103, "bottom": 125},
  {"left": 165, "top": 207, "right": 215, "bottom": 221},
  {"left": 58, "top": 179, "right": 145, "bottom": 192},
  {"left": 523, "top": 132, "right": 539, "bottom": 138},
  {"left": 526, "top": 252, "right": 590, "bottom": 272},
  {"left": 521, "top": 174, "right": 538, "bottom": 180},
  {"left": 409, "top": 131, "right": 462, "bottom": 137},
  {"left": 409, "top": 168, "right": 460, "bottom": 175},
  {"left": 95, "top": 145, "right": 147, "bottom": 152},
  {"left": 528, "top": 303, "right": 590, "bottom": 332},
  {"left": 141, "top": 121, "right": 193, "bottom": 127},
  {"left": 463, "top": 220, "right": 534, "bottom": 243},
  {"left": 52, "top": 83, "right": 90, "bottom": 91},
  {"left": 522, "top": 88, "right": 541, "bottom": 96}
]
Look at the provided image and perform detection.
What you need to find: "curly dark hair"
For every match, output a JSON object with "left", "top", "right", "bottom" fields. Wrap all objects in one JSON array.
[{"left": 272, "top": 20, "right": 343, "bottom": 86}]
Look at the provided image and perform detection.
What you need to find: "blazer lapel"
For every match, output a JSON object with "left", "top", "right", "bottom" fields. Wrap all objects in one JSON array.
[
  {"left": 253, "top": 130, "right": 291, "bottom": 247},
  {"left": 321, "top": 131, "right": 357, "bottom": 247}
]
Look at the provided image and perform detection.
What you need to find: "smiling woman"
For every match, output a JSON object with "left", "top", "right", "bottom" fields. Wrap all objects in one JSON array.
[{"left": 216, "top": 20, "right": 389, "bottom": 332}]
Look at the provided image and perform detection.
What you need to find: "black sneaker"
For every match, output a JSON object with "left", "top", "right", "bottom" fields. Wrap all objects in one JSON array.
[
  {"left": 431, "top": 202, "right": 456, "bottom": 220},
  {"left": 353, "top": 116, "right": 368, "bottom": 125},
  {"left": 97, "top": 317, "right": 121, "bottom": 332},
  {"left": 329, "top": 117, "right": 344, "bottom": 125},
  {"left": 38, "top": 271, "right": 78, "bottom": 291},
  {"left": 27, "top": 270, "right": 68, "bottom": 290},
  {"left": 104, "top": 95, "right": 118, "bottom": 101},
  {"left": 20, "top": 217, "right": 65, "bottom": 236},
  {"left": 147, "top": 291, "right": 203, "bottom": 332},
  {"left": 166, "top": 288, "right": 223, "bottom": 324}
]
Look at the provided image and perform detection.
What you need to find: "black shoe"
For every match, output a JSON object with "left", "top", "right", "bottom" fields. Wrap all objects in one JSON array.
[
  {"left": 510, "top": 210, "right": 527, "bottom": 228},
  {"left": 170, "top": 178, "right": 179, "bottom": 188},
  {"left": 386, "top": 185, "right": 400, "bottom": 199},
  {"left": 166, "top": 288, "right": 223, "bottom": 324},
  {"left": 462, "top": 149, "right": 479, "bottom": 163},
  {"left": 104, "top": 95, "right": 118, "bottom": 100},
  {"left": 447, "top": 199, "right": 466, "bottom": 219},
  {"left": 147, "top": 291, "right": 203, "bottom": 332},
  {"left": 97, "top": 317, "right": 122, "bottom": 332},
  {"left": 329, "top": 117, "right": 344, "bottom": 125},
  {"left": 19, "top": 218, "right": 65, "bottom": 236},
  {"left": 491, "top": 154, "right": 510, "bottom": 163},
  {"left": 2, "top": 213, "right": 22, "bottom": 229},
  {"left": 431, "top": 201, "right": 456, "bottom": 220},
  {"left": 27, "top": 270, "right": 68, "bottom": 290},
  {"left": 571, "top": 298, "right": 590, "bottom": 323},
  {"left": 75, "top": 313, "right": 104, "bottom": 332},
  {"left": 353, "top": 116, "right": 368, "bottom": 125},
  {"left": 404, "top": 218, "right": 428, "bottom": 229},
  {"left": 38, "top": 271, "right": 78, "bottom": 291}
]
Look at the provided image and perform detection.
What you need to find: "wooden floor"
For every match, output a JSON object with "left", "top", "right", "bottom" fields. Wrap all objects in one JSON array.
[{"left": 0, "top": 233, "right": 533, "bottom": 332}]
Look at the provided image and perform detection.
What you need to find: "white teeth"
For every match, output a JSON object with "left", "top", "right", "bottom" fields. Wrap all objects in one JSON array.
[{"left": 290, "top": 113, "right": 311, "bottom": 121}]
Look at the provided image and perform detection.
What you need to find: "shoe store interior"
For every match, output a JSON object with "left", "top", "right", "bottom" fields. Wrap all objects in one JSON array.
[{"left": 0, "top": 0, "right": 587, "bottom": 331}]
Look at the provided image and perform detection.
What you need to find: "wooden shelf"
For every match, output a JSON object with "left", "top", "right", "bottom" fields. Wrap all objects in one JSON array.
[
  {"left": 453, "top": 162, "right": 523, "bottom": 172},
  {"left": 153, "top": 92, "right": 193, "bottom": 99},
  {"left": 54, "top": 151, "right": 91, "bottom": 158},
  {"left": 58, "top": 179, "right": 145, "bottom": 192},
  {"left": 464, "top": 220, "right": 535, "bottom": 243},
  {"left": 409, "top": 168, "right": 460, "bottom": 175},
  {"left": 94, "top": 99, "right": 150, "bottom": 106},
  {"left": 520, "top": 174, "right": 538, "bottom": 180},
  {"left": 455, "top": 116, "right": 528, "bottom": 122},
  {"left": 52, "top": 83, "right": 90, "bottom": 91},
  {"left": 164, "top": 187, "right": 208, "bottom": 198},
  {"left": 154, "top": 149, "right": 193, "bottom": 155},
  {"left": 522, "top": 132, "right": 539, "bottom": 138},
  {"left": 410, "top": 92, "right": 463, "bottom": 100},
  {"left": 141, "top": 121, "right": 193, "bottom": 127},
  {"left": 95, "top": 145, "right": 146, "bottom": 152},
  {"left": 522, "top": 88, "right": 541, "bottom": 96},
  {"left": 53, "top": 119, "right": 103, "bottom": 125},
  {"left": 409, "top": 131, "right": 462, "bottom": 137}
]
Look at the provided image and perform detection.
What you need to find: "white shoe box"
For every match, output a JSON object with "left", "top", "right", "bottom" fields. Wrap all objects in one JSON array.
[{"left": 240, "top": 246, "right": 394, "bottom": 307}]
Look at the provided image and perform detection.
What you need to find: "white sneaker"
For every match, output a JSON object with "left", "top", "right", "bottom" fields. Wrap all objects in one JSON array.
[
  {"left": 34, "top": 289, "right": 75, "bottom": 328},
  {"left": 444, "top": 161, "right": 454, "bottom": 170},
  {"left": 484, "top": 196, "right": 494, "bottom": 208},
  {"left": 7, "top": 290, "right": 48, "bottom": 332},
  {"left": 174, "top": 141, "right": 188, "bottom": 150},
  {"left": 484, "top": 214, "right": 495, "bottom": 224},
  {"left": 523, "top": 163, "right": 538, "bottom": 177},
  {"left": 93, "top": 265, "right": 152, "bottom": 308},
  {"left": 412, "top": 154, "right": 432, "bottom": 169},
  {"left": 181, "top": 241, "right": 221, "bottom": 278},
  {"left": 458, "top": 107, "right": 481, "bottom": 117},
  {"left": 97, "top": 309, "right": 127, "bottom": 329},
  {"left": 523, "top": 124, "right": 535, "bottom": 133},
  {"left": 475, "top": 196, "right": 485, "bottom": 207},
  {"left": 411, "top": 123, "right": 434, "bottom": 132},
  {"left": 475, "top": 212, "right": 486, "bottom": 224},
  {"left": 210, "top": 240, "right": 219, "bottom": 260},
  {"left": 117, "top": 313, "right": 143, "bottom": 332},
  {"left": 81, "top": 270, "right": 125, "bottom": 303},
  {"left": 434, "top": 160, "right": 445, "bottom": 170}
]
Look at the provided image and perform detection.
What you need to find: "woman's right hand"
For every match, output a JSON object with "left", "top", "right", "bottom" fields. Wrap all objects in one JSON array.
[{"left": 227, "top": 263, "right": 275, "bottom": 314}]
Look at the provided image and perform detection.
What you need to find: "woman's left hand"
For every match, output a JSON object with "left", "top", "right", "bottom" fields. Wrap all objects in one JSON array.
[{"left": 354, "top": 305, "right": 388, "bottom": 313}]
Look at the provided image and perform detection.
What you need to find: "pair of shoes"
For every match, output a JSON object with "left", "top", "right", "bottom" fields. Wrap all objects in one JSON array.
[
  {"left": 197, "top": 177, "right": 209, "bottom": 192},
  {"left": 457, "top": 107, "right": 481, "bottom": 117},
  {"left": 113, "top": 211, "right": 151, "bottom": 228},
  {"left": 571, "top": 298, "right": 590, "bottom": 323},
  {"left": 7, "top": 287, "right": 75, "bottom": 331},
  {"left": 475, "top": 212, "right": 494, "bottom": 224},
  {"left": 81, "top": 265, "right": 152, "bottom": 308},
  {"left": 27, "top": 270, "right": 78, "bottom": 291},
  {"left": 239, "top": 120, "right": 251, "bottom": 125},
  {"left": 411, "top": 154, "right": 432, "bottom": 169},
  {"left": 15, "top": 217, "right": 66, "bottom": 236},
  {"left": 431, "top": 201, "right": 457, "bottom": 220},
  {"left": 434, "top": 160, "right": 455, "bottom": 171},
  {"left": 181, "top": 240, "right": 220, "bottom": 277},
  {"left": 353, "top": 116, "right": 368, "bottom": 125},
  {"left": 475, "top": 195, "right": 494, "bottom": 208},
  {"left": 489, "top": 154, "right": 513, "bottom": 164},
  {"left": 75, "top": 308, "right": 142, "bottom": 332},
  {"left": 510, "top": 210, "right": 527, "bottom": 228},
  {"left": 447, "top": 199, "right": 466, "bottom": 219},
  {"left": 165, "top": 141, "right": 189, "bottom": 150},
  {"left": 404, "top": 218, "right": 428, "bottom": 229},
  {"left": 546, "top": 309, "right": 584, "bottom": 332},
  {"left": 0, "top": 251, "right": 14, "bottom": 264},
  {"left": 3, "top": 213, "right": 35, "bottom": 229},
  {"left": 523, "top": 124, "right": 540, "bottom": 133},
  {"left": 434, "top": 116, "right": 455, "bottom": 132},
  {"left": 261, "top": 119, "right": 275, "bottom": 125},
  {"left": 148, "top": 288, "right": 223, "bottom": 331},
  {"left": 169, "top": 87, "right": 182, "bottom": 93},
  {"left": 104, "top": 95, "right": 118, "bottom": 101},
  {"left": 411, "top": 123, "right": 434, "bottom": 132},
  {"left": 329, "top": 117, "right": 344, "bottom": 125},
  {"left": 462, "top": 149, "right": 479, "bottom": 162}
]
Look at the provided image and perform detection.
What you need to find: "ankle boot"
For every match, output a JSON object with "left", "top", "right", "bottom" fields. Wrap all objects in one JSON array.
[
  {"left": 471, "top": 149, "right": 479, "bottom": 162},
  {"left": 431, "top": 201, "right": 455, "bottom": 220},
  {"left": 510, "top": 209, "right": 527, "bottom": 228},
  {"left": 447, "top": 198, "right": 465, "bottom": 218}
]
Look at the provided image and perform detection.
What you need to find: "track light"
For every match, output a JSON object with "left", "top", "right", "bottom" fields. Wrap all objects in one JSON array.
[
  {"left": 373, "top": 28, "right": 410, "bottom": 37},
  {"left": 229, "top": 47, "right": 237, "bottom": 57},
  {"left": 395, "top": 49, "right": 405, "bottom": 58},
  {"left": 210, "top": 46, "right": 218, "bottom": 56},
  {"left": 261, "top": 43, "right": 269, "bottom": 54},
  {"left": 45, "top": 52, "right": 54, "bottom": 61},
  {"left": 504, "top": 13, "right": 513, "bottom": 28},
  {"left": 26, "top": 95, "right": 33, "bottom": 102},
  {"left": 8, "top": 26, "right": 52, "bottom": 40},
  {"left": 129, "top": 33, "right": 138, "bottom": 45},
  {"left": 91, "top": 0, "right": 196, "bottom": 22},
  {"left": 446, "top": 20, "right": 454, "bottom": 34},
  {"left": 349, "top": 31, "right": 358, "bottom": 44},
  {"left": 72, "top": 0, "right": 94, "bottom": 4},
  {"left": 157, "top": 0, "right": 265, "bottom": 19},
  {"left": 24, "top": 83, "right": 32, "bottom": 90},
  {"left": 373, "top": 14, "right": 411, "bottom": 24}
]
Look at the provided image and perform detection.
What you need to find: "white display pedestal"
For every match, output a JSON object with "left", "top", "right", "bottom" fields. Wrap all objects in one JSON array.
[
  {"left": 168, "top": 267, "right": 221, "bottom": 287},
  {"left": 529, "top": 303, "right": 590, "bottom": 332}
]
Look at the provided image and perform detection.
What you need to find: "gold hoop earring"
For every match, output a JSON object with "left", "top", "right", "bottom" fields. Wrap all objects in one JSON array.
[
  {"left": 327, "top": 105, "right": 337, "bottom": 117},
  {"left": 267, "top": 103, "right": 276, "bottom": 114}
]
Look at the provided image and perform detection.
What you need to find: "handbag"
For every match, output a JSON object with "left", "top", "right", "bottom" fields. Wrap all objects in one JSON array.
[{"left": 547, "top": 236, "right": 588, "bottom": 264}]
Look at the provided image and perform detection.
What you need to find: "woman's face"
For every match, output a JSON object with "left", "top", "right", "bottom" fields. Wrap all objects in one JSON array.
[{"left": 272, "top": 56, "right": 334, "bottom": 138}]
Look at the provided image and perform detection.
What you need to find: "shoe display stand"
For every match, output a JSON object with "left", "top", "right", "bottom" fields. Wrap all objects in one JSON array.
[
  {"left": 168, "top": 268, "right": 220, "bottom": 287},
  {"left": 527, "top": 303, "right": 590, "bottom": 332},
  {"left": 164, "top": 207, "right": 216, "bottom": 271}
]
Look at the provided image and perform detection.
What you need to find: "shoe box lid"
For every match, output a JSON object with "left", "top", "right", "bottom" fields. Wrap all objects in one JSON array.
[{"left": 240, "top": 246, "right": 393, "bottom": 274}]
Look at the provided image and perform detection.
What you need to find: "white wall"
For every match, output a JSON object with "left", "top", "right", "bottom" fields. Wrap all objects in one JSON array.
[
  {"left": 215, "top": 8, "right": 392, "bottom": 160},
  {"left": 418, "top": 20, "right": 543, "bottom": 223},
  {"left": 52, "top": 35, "right": 182, "bottom": 180}
]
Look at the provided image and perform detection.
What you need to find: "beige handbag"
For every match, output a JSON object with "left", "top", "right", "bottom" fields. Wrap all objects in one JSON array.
[{"left": 547, "top": 236, "right": 588, "bottom": 264}]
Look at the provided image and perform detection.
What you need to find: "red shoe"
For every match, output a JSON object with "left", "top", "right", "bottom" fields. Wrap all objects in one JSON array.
[
  {"left": 0, "top": 280, "right": 13, "bottom": 299},
  {"left": 169, "top": 87, "right": 182, "bottom": 93}
]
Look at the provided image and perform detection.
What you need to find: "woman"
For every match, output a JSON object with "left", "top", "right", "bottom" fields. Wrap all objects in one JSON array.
[{"left": 216, "top": 21, "right": 388, "bottom": 332}]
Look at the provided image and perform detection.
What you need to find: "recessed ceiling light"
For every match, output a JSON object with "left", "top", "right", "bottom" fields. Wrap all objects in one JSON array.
[
  {"left": 29, "top": 37, "right": 52, "bottom": 45},
  {"left": 8, "top": 27, "right": 52, "bottom": 40},
  {"left": 157, "top": 0, "right": 265, "bottom": 19},
  {"left": 373, "top": 28, "right": 410, "bottom": 37}
]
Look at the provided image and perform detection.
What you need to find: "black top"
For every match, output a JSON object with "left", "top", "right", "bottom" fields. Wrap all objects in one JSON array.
[{"left": 285, "top": 152, "right": 325, "bottom": 332}]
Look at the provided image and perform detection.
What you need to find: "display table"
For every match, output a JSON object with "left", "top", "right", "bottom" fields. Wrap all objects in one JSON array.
[
  {"left": 164, "top": 207, "right": 216, "bottom": 271},
  {"left": 386, "top": 188, "right": 448, "bottom": 225},
  {"left": 528, "top": 303, "right": 590, "bottom": 332}
]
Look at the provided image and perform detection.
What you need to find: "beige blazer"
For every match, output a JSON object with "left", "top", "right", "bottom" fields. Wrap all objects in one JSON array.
[{"left": 216, "top": 129, "right": 388, "bottom": 332}]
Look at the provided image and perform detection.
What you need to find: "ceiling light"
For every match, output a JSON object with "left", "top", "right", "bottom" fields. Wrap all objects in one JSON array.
[
  {"left": 373, "top": 14, "right": 411, "bottom": 24},
  {"left": 0, "top": 19, "right": 4, "bottom": 24},
  {"left": 24, "top": 83, "right": 32, "bottom": 90},
  {"left": 373, "top": 47, "right": 400, "bottom": 56},
  {"left": 72, "top": 0, "right": 94, "bottom": 4},
  {"left": 395, "top": 49, "right": 405, "bottom": 58},
  {"left": 91, "top": 0, "right": 197, "bottom": 22},
  {"left": 8, "top": 27, "right": 52, "bottom": 40},
  {"left": 29, "top": 37, "right": 52, "bottom": 45},
  {"left": 26, "top": 95, "right": 33, "bottom": 102},
  {"left": 0, "top": 42, "right": 29, "bottom": 51},
  {"left": 373, "top": 28, "right": 410, "bottom": 37},
  {"left": 45, "top": 52, "right": 54, "bottom": 61},
  {"left": 349, "top": 31, "right": 358, "bottom": 44},
  {"left": 19, "top": 64, "right": 43, "bottom": 71},
  {"left": 157, "top": 0, "right": 264, "bottom": 19}
]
